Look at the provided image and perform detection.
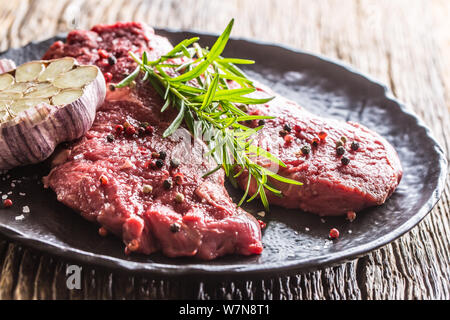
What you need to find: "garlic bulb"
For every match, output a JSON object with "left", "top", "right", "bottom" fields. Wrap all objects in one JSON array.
[{"left": 0, "top": 58, "right": 106, "bottom": 169}]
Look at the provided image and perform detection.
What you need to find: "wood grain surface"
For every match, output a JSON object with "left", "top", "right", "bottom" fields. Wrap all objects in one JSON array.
[{"left": 0, "top": 0, "right": 449, "bottom": 300}]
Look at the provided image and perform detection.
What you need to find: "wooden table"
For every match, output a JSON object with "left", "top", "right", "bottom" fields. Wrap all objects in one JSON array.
[{"left": 0, "top": 0, "right": 448, "bottom": 300}]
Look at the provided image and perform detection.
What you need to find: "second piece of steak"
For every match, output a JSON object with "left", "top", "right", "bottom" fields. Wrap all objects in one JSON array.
[{"left": 237, "top": 84, "right": 403, "bottom": 216}]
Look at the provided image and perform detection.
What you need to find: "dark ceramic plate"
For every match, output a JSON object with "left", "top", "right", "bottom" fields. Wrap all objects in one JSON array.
[{"left": 0, "top": 30, "right": 447, "bottom": 278}]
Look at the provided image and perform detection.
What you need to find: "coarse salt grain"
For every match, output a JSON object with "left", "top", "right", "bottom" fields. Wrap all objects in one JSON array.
[
  {"left": 1, "top": 195, "right": 7, "bottom": 200},
  {"left": 15, "top": 215, "right": 25, "bottom": 221},
  {"left": 22, "top": 206, "right": 30, "bottom": 213},
  {"left": 19, "top": 192, "right": 26, "bottom": 196}
]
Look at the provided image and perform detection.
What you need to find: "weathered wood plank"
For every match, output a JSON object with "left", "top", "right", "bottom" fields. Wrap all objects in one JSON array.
[{"left": 0, "top": 0, "right": 448, "bottom": 300}]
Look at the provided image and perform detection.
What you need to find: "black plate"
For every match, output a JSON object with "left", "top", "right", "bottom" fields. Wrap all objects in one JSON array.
[{"left": 0, "top": 30, "right": 447, "bottom": 278}]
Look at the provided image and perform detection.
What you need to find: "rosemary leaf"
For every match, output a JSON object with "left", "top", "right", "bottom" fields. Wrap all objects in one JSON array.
[{"left": 119, "top": 18, "right": 303, "bottom": 211}]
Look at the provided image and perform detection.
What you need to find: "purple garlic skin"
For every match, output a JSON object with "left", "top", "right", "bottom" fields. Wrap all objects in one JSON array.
[{"left": 0, "top": 59, "right": 106, "bottom": 169}]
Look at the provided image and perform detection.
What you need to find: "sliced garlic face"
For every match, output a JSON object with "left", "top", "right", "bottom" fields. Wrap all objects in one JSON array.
[
  {"left": 26, "top": 83, "right": 60, "bottom": 98},
  {"left": 3, "top": 82, "right": 30, "bottom": 94},
  {"left": 53, "top": 66, "right": 98, "bottom": 89},
  {"left": 0, "top": 91, "right": 23, "bottom": 99},
  {"left": 52, "top": 89, "right": 83, "bottom": 106},
  {"left": 0, "top": 101, "right": 12, "bottom": 121},
  {"left": 0, "top": 73, "right": 14, "bottom": 91},
  {"left": 38, "top": 57, "right": 76, "bottom": 82},
  {"left": 15, "top": 61, "right": 45, "bottom": 82},
  {"left": 10, "top": 98, "right": 49, "bottom": 115},
  {"left": 0, "top": 58, "right": 100, "bottom": 123}
]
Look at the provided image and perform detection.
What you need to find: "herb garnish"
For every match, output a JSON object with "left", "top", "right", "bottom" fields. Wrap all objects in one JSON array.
[{"left": 115, "top": 19, "right": 302, "bottom": 210}]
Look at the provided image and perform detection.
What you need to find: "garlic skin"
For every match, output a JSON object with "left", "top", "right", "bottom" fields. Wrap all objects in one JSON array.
[{"left": 0, "top": 58, "right": 106, "bottom": 169}]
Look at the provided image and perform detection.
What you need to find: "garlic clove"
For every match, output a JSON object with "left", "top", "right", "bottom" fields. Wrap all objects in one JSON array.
[
  {"left": 26, "top": 83, "right": 60, "bottom": 98},
  {"left": 0, "top": 91, "right": 23, "bottom": 99},
  {"left": 53, "top": 66, "right": 98, "bottom": 89},
  {"left": 0, "top": 73, "right": 14, "bottom": 91},
  {"left": 10, "top": 98, "right": 49, "bottom": 115},
  {"left": 15, "top": 61, "right": 45, "bottom": 82},
  {"left": 38, "top": 57, "right": 76, "bottom": 82},
  {"left": 2, "top": 82, "right": 30, "bottom": 94},
  {"left": 52, "top": 88, "right": 83, "bottom": 105}
]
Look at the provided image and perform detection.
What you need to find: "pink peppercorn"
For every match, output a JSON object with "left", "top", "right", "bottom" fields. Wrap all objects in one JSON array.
[
  {"left": 258, "top": 220, "right": 267, "bottom": 229},
  {"left": 125, "top": 125, "right": 136, "bottom": 136},
  {"left": 3, "top": 199, "right": 13, "bottom": 208},
  {"left": 98, "top": 227, "right": 108, "bottom": 237},
  {"left": 98, "top": 49, "right": 110, "bottom": 59},
  {"left": 103, "top": 72, "right": 113, "bottom": 83},
  {"left": 99, "top": 175, "right": 108, "bottom": 186},
  {"left": 115, "top": 124, "right": 124, "bottom": 134},
  {"left": 284, "top": 134, "right": 294, "bottom": 144},
  {"left": 347, "top": 211, "right": 356, "bottom": 222},
  {"left": 329, "top": 228, "right": 339, "bottom": 239},
  {"left": 318, "top": 131, "right": 327, "bottom": 140}
]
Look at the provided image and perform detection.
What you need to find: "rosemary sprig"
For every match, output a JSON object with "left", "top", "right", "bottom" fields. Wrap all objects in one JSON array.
[{"left": 115, "top": 19, "right": 302, "bottom": 211}]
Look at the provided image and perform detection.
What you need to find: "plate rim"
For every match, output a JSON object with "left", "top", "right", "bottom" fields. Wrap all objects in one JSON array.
[{"left": 0, "top": 29, "right": 447, "bottom": 277}]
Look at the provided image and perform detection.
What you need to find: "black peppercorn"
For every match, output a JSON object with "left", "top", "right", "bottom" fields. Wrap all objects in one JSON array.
[
  {"left": 283, "top": 124, "right": 291, "bottom": 132},
  {"left": 351, "top": 141, "right": 360, "bottom": 151},
  {"left": 311, "top": 138, "right": 319, "bottom": 147},
  {"left": 155, "top": 159, "right": 164, "bottom": 168},
  {"left": 159, "top": 151, "right": 167, "bottom": 160},
  {"left": 336, "top": 146, "right": 345, "bottom": 156},
  {"left": 279, "top": 130, "right": 287, "bottom": 137},
  {"left": 163, "top": 178, "right": 173, "bottom": 189},
  {"left": 258, "top": 119, "right": 265, "bottom": 126},
  {"left": 336, "top": 140, "right": 344, "bottom": 148},
  {"left": 237, "top": 104, "right": 248, "bottom": 112},
  {"left": 106, "top": 134, "right": 115, "bottom": 142},
  {"left": 108, "top": 84, "right": 116, "bottom": 91},
  {"left": 108, "top": 55, "right": 117, "bottom": 65},
  {"left": 170, "top": 223, "right": 181, "bottom": 233},
  {"left": 341, "top": 157, "right": 350, "bottom": 165},
  {"left": 170, "top": 158, "right": 180, "bottom": 168},
  {"left": 137, "top": 127, "right": 145, "bottom": 135},
  {"left": 301, "top": 145, "right": 311, "bottom": 155}
]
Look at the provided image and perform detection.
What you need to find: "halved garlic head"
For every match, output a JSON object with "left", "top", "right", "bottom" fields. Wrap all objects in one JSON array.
[
  {"left": 0, "top": 57, "right": 105, "bottom": 170},
  {"left": 0, "top": 58, "right": 100, "bottom": 123}
]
